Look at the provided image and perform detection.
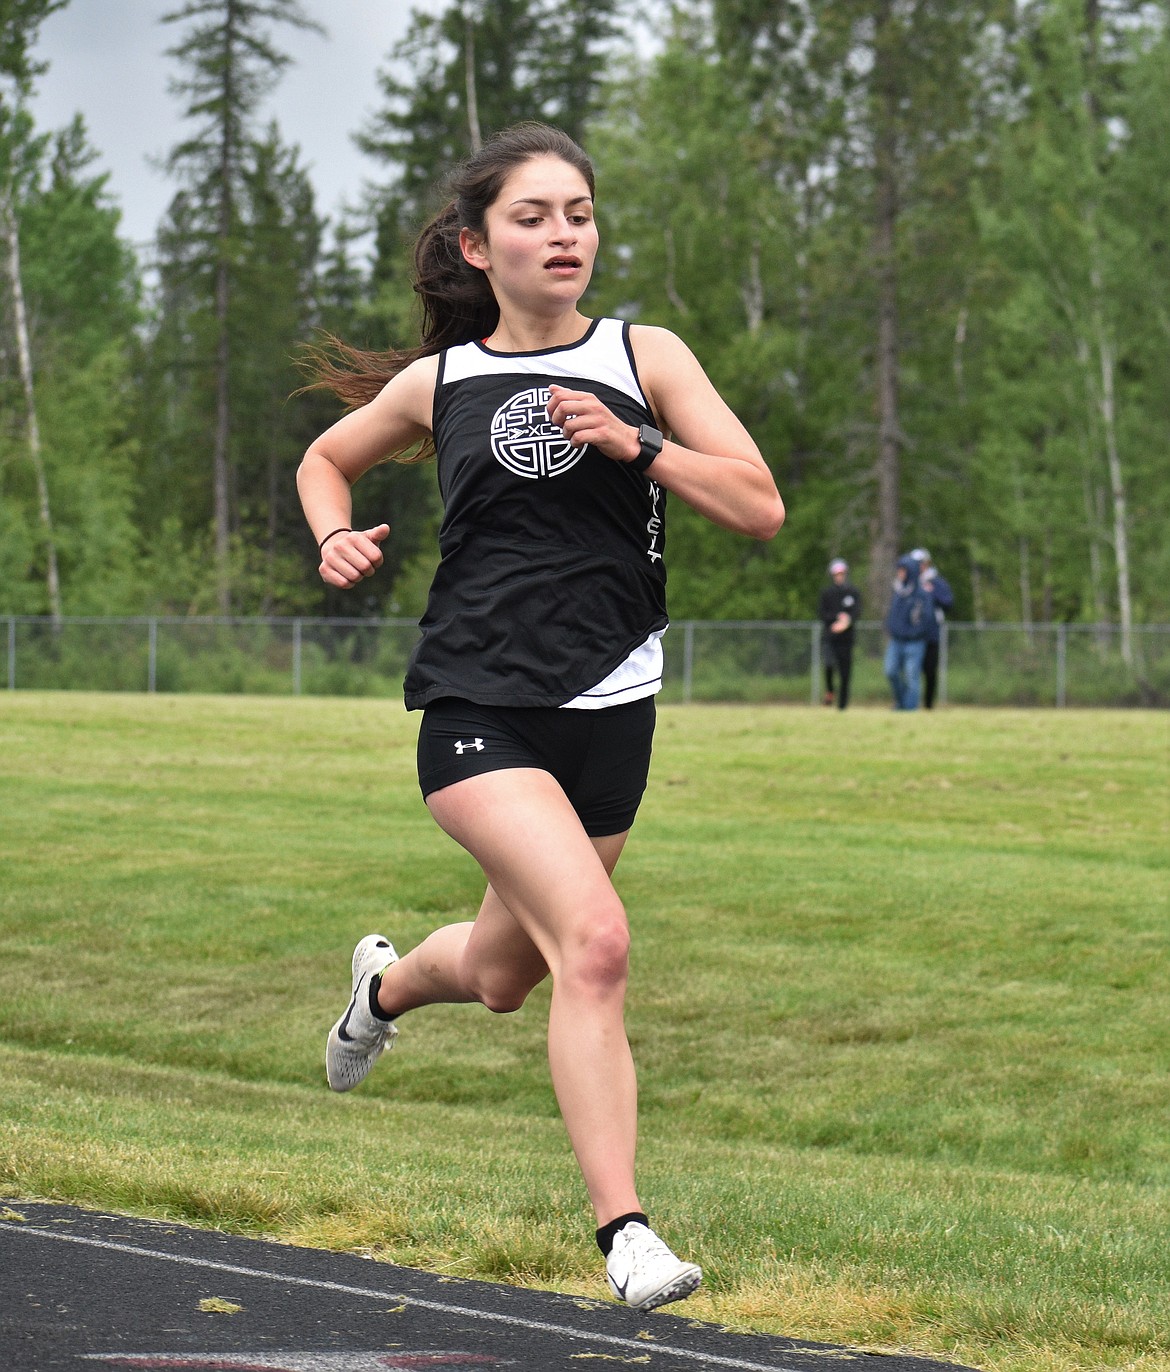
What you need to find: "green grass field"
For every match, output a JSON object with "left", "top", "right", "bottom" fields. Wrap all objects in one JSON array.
[{"left": 1, "top": 692, "right": 1167, "bottom": 1372}]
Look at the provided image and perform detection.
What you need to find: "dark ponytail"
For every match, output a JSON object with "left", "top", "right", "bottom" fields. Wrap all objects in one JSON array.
[
  {"left": 297, "top": 122, "right": 595, "bottom": 460},
  {"left": 411, "top": 200, "right": 499, "bottom": 355}
]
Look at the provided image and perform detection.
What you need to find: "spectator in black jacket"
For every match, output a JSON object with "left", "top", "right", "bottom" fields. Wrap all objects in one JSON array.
[{"left": 818, "top": 558, "right": 862, "bottom": 710}]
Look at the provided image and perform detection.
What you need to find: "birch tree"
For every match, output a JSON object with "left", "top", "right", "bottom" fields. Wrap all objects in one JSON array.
[
  {"left": 0, "top": 0, "right": 65, "bottom": 620},
  {"left": 975, "top": 0, "right": 1159, "bottom": 651}
]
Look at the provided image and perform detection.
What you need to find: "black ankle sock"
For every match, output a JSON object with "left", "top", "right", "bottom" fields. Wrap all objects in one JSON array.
[
  {"left": 368, "top": 973, "right": 397, "bottom": 1023},
  {"left": 596, "top": 1211, "right": 649, "bottom": 1256}
]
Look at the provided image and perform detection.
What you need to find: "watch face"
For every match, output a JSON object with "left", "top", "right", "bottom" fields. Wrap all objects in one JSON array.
[{"left": 630, "top": 425, "right": 663, "bottom": 472}]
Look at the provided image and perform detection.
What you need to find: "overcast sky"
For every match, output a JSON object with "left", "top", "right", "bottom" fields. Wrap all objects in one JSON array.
[{"left": 30, "top": 1, "right": 447, "bottom": 250}]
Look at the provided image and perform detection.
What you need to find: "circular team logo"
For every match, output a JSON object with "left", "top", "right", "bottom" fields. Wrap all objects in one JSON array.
[{"left": 490, "top": 386, "right": 586, "bottom": 479}]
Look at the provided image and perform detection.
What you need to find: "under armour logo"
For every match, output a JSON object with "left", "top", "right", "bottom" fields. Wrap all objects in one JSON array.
[{"left": 454, "top": 738, "right": 485, "bottom": 755}]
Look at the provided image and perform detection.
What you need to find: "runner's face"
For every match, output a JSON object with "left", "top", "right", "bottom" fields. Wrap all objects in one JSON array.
[{"left": 463, "top": 154, "right": 598, "bottom": 309}]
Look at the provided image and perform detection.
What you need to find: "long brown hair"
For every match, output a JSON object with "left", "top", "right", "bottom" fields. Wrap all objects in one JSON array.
[{"left": 299, "top": 122, "right": 595, "bottom": 461}]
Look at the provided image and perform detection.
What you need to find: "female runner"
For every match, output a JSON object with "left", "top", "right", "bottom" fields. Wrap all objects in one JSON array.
[{"left": 297, "top": 121, "right": 784, "bottom": 1312}]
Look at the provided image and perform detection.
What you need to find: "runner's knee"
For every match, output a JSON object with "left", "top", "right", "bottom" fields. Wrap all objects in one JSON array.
[{"left": 562, "top": 908, "right": 630, "bottom": 997}]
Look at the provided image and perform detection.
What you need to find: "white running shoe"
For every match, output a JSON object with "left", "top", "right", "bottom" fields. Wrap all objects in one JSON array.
[
  {"left": 325, "top": 934, "right": 399, "bottom": 1092},
  {"left": 605, "top": 1221, "right": 702, "bottom": 1311}
]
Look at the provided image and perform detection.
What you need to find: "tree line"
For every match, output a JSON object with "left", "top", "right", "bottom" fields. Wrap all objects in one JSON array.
[{"left": 1, "top": 0, "right": 1166, "bottom": 662}]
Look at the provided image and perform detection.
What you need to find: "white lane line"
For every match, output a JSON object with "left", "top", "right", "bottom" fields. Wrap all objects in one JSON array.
[{"left": 4, "top": 1222, "right": 806, "bottom": 1372}]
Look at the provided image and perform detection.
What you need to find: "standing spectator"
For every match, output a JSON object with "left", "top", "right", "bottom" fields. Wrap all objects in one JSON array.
[
  {"left": 911, "top": 548, "right": 953, "bottom": 710},
  {"left": 884, "top": 554, "right": 933, "bottom": 710},
  {"left": 818, "top": 558, "right": 861, "bottom": 709}
]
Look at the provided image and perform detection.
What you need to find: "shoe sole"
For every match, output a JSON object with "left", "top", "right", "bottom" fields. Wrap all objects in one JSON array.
[{"left": 325, "top": 935, "right": 398, "bottom": 1092}]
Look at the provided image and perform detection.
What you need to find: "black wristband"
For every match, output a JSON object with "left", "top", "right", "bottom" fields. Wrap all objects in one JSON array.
[
  {"left": 318, "top": 527, "right": 351, "bottom": 553},
  {"left": 629, "top": 424, "right": 663, "bottom": 473}
]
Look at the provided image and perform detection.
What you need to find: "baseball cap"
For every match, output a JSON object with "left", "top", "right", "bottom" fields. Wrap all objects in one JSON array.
[{"left": 828, "top": 558, "right": 848, "bottom": 575}]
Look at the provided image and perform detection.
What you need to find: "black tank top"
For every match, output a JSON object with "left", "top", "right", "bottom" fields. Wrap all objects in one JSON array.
[{"left": 402, "top": 318, "right": 668, "bottom": 709}]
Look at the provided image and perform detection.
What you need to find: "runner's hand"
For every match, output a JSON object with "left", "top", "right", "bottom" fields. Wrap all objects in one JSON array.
[
  {"left": 547, "top": 385, "right": 642, "bottom": 464},
  {"left": 318, "top": 524, "right": 390, "bottom": 588}
]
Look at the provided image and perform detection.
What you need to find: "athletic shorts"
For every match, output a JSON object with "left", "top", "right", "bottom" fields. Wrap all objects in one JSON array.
[{"left": 416, "top": 696, "right": 656, "bottom": 837}]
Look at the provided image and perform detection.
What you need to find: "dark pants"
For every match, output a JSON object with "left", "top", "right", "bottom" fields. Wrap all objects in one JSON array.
[
  {"left": 823, "top": 635, "right": 854, "bottom": 710},
  {"left": 922, "top": 640, "right": 940, "bottom": 710}
]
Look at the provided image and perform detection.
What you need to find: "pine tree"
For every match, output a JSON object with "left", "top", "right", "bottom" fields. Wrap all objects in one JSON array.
[
  {"left": 712, "top": 0, "right": 1016, "bottom": 617},
  {"left": 357, "top": 0, "right": 624, "bottom": 311},
  {"left": 588, "top": 3, "right": 807, "bottom": 617},
  {"left": 158, "top": 0, "right": 324, "bottom": 611}
]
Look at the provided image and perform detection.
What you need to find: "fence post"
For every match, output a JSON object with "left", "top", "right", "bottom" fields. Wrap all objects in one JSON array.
[
  {"left": 292, "top": 618, "right": 302, "bottom": 696},
  {"left": 147, "top": 617, "right": 158, "bottom": 693},
  {"left": 810, "top": 621, "right": 821, "bottom": 705},
  {"left": 1056, "top": 623, "right": 1067, "bottom": 708},
  {"left": 6, "top": 616, "right": 14, "bottom": 690},
  {"left": 682, "top": 621, "right": 694, "bottom": 704}
]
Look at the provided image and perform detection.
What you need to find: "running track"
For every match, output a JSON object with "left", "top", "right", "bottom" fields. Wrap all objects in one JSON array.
[{"left": 0, "top": 1201, "right": 980, "bottom": 1372}]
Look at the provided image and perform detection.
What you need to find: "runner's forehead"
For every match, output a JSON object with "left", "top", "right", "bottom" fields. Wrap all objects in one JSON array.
[{"left": 493, "top": 155, "right": 593, "bottom": 209}]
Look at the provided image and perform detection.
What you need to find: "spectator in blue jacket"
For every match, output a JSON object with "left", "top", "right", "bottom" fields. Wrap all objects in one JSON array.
[
  {"left": 911, "top": 548, "right": 954, "bottom": 710},
  {"left": 884, "top": 554, "right": 933, "bottom": 710}
]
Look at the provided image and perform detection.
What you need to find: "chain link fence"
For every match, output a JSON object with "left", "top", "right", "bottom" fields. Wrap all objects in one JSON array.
[{"left": 4, "top": 615, "right": 1168, "bottom": 707}]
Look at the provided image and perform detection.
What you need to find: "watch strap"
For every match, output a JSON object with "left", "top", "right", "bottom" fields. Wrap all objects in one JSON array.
[{"left": 629, "top": 424, "right": 663, "bottom": 473}]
